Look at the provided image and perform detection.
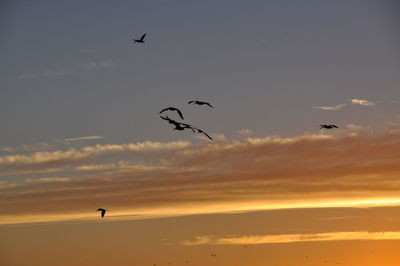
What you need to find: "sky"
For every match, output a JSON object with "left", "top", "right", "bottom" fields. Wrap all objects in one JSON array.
[{"left": 1, "top": 1, "right": 400, "bottom": 265}]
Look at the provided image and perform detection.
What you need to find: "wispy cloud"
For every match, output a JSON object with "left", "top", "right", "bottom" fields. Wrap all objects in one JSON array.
[
  {"left": 64, "top": 136, "right": 105, "bottom": 142},
  {"left": 44, "top": 69, "right": 69, "bottom": 78},
  {"left": 183, "top": 231, "right": 400, "bottom": 245},
  {"left": 183, "top": 236, "right": 213, "bottom": 246},
  {"left": 83, "top": 60, "right": 115, "bottom": 70},
  {"left": 25, "top": 177, "right": 71, "bottom": 183},
  {"left": 0, "top": 140, "right": 191, "bottom": 166},
  {"left": 0, "top": 142, "right": 54, "bottom": 153},
  {"left": 1, "top": 128, "right": 400, "bottom": 224},
  {"left": 351, "top": 98, "right": 375, "bottom": 106},
  {"left": 237, "top": 129, "right": 254, "bottom": 136},
  {"left": 312, "top": 103, "right": 347, "bottom": 111}
]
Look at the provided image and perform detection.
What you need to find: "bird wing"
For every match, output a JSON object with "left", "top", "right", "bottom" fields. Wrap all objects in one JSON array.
[
  {"left": 205, "top": 102, "right": 214, "bottom": 108},
  {"left": 101, "top": 210, "right": 106, "bottom": 217},
  {"left": 176, "top": 109, "right": 184, "bottom": 120},
  {"left": 188, "top": 101, "right": 195, "bottom": 104},
  {"left": 160, "top": 115, "right": 169, "bottom": 121},
  {"left": 140, "top": 33, "right": 147, "bottom": 41},
  {"left": 159, "top": 108, "right": 170, "bottom": 114},
  {"left": 199, "top": 129, "right": 213, "bottom": 140}
]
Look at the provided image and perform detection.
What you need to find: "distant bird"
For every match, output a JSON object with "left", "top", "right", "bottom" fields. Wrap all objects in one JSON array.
[
  {"left": 97, "top": 208, "right": 106, "bottom": 218},
  {"left": 159, "top": 107, "right": 184, "bottom": 120},
  {"left": 195, "top": 128, "right": 213, "bottom": 140},
  {"left": 133, "top": 33, "right": 147, "bottom": 43},
  {"left": 320, "top": 124, "right": 339, "bottom": 129},
  {"left": 188, "top": 100, "right": 214, "bottom": 108}
]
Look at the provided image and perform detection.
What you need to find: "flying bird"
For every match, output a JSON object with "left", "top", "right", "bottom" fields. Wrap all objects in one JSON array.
[
  {"left": 320, "top": 124, "right": 339, "bottom": 129},
  {"left": 96, "top": 208, "right": 106, "bottom": 218},
  {"left": 159, "top": 107, "right": 184, "bottom": 120},
  {"left": 188, "top": 100, "right": 214, "bottom": 108},
  {"left": 133, "top": 33, "right": 147, "bottom": 43}
]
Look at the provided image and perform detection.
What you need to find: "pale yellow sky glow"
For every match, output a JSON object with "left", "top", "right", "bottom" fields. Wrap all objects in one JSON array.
[
  {"left": 2, "top": 197, "right": 400, "bottom": 225},
  {"left": 184, "top": 231, "right": 400, "bottom": 245}
]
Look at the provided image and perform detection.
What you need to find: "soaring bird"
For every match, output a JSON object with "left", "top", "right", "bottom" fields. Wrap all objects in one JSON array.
[
  {"left": 320, "top": 124, "right": 339, "bottom": 129},
  {"left": 159, "top": 107, "right": 184, "bottom": 120},
  {"left": 133, "top": 33, "right": 147, "bottom": 43},
  {"left": 97, "top": 208, "right": 106, "bottom": 218},
  {"left": 188, "top": 100, "right": 214, "bottom": 108}
]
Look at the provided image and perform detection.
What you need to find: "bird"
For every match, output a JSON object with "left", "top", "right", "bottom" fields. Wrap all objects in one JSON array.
[
  {"left": 320, "top": 124, "right": 339, "bottom": 129},
  {"left": 96, "top": 208, "right": 106, "bottom": 218},
  {"left": 195, "top": 128, "right": 213, "bottom": 140},
  {"left": 188, "top": 100, "right": 214, "bottom": 108},
  {"left": 133, "top": 33, "right": 147, "bottom": 43},
  {"left": 159, "top": 107, "right": 184, "bottom": 120}
]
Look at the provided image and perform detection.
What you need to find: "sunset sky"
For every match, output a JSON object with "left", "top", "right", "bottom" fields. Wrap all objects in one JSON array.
[{"left": 1, "top": 1, "right": 400, "bottom": 265}]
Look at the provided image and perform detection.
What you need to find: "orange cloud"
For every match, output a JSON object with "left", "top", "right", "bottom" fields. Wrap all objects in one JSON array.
[{"left": 1, "top": 128, "right": 400, "bottom": 224}]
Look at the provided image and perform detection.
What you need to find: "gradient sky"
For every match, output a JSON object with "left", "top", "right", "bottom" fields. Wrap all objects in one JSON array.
[{"left": 1, "top": 1, "right": 400, "bottom": 265}]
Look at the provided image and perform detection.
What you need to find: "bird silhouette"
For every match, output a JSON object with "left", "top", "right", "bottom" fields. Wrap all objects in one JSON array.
[
  {"left": 96, "top": 208, "right": 106, "bottom": 218},
  {"left": 320, "top": 124, "right": 339, "bottom": 129},
  {"left": 133, "top": 33, "right": 147, "bottom": 43},
  {"left": 188, "top": 100, "right": 214, "bottom": 108},
  {"left": 159, "top": 107, "right": 184, "bottom": 120}
]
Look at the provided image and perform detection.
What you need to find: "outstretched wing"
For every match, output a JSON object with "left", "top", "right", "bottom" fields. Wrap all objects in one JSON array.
[
  {"left": 205, "top": 102, "right": 214, "bottom": 108},
  {"left": 159, "top": 107, "right": 170, "bottom": 114},
  {"left": 101, "top": 210, "right": 106, "bottom": 218},
  {"left": 198, "top": 129, "right": 213, "bottom": 140},
  {"left": 176, "top": 109, "right": 184, "bottom": 120},
  {"left": 140, "top": 33, "right": 147, "bottom": 41},
  {"left": 188, "top": 101, "right": 195, "bottom": 104}
]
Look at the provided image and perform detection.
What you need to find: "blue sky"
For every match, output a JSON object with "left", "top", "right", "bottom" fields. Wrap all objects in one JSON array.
[{"left": 0, "top": 0, "right": 399, "bottom": 148}]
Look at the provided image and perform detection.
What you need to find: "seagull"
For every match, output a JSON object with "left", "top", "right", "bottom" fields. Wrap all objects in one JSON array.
[
  {"left": 96, "top": 208, "right": 106, "bottom": 218},
  {"left": 133, "top": 33, "right": 147, "bottom": 43},
  {"left": 194, "top": 128, "right": 213, "bottom": 140},
  {"left": 320, "top": 124, "right": 339, "bottom": 129},
  {"left": 159, "top": 107, "right": 184, "bottom": 120},
  {"left": 188, "top": 100, "right": 214, "bottom": 108}
]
